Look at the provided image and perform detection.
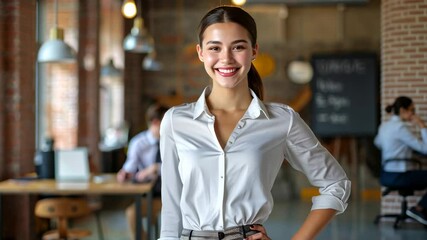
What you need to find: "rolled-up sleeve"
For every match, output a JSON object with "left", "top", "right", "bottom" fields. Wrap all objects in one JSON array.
[
  {"left": 159, "top": 108, "right": 183, "bottom": 240},
  {"left": 284, "top": 111, "right": 351, "bottom": 214}
]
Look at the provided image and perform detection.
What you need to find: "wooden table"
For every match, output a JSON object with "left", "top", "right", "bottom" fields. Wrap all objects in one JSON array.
[{"left": 0, "top": 174, "right": 154, "bottom": 240}]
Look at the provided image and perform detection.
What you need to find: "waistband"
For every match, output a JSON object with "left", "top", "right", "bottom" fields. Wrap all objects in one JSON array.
[{"left": 182, "top": 225, "right": 258, "bottom": 239}]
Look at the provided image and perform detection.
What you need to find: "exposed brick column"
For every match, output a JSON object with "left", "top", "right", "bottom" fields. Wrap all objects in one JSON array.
[
  {"left": 123, "top": 18, "right": 150, "bottom": 137},
  {"left": 381, "top": 0, "right": 427, "bottom": 114},
  {"left": 380, "top": 0, "right": 427, "bottom": 216},
  {"left": 0, "top": 1, "right": 37, "bottom": 239},
  {"left": 77, "top": 0, "right": 101, "bottom": 171}
]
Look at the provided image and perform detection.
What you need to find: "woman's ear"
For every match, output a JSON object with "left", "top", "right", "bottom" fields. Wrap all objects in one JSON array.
[
  {"left": 197, "top": 44, "right": 204, "bottom": 62},
  {"left": 252, "top": 43, "right": 259, "bottom": 61}
]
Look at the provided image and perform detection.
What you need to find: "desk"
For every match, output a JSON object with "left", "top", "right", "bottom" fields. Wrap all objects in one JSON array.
[{"left": 0, "top": 174, "right": 154, "bottom": 240}]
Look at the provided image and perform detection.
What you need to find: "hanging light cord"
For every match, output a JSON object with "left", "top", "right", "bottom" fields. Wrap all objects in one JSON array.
[
  {"left": 138, "top": 0, "right": 142, "bottom": 18},
  {"left": 149, "top": 0, "right": 153, "bottom": 33},
  {"left": 54, "top": 0, "right": 58, "bottom": 28},
  {"left": 108, "top": 0, "right": 113, "bottom": 50}
]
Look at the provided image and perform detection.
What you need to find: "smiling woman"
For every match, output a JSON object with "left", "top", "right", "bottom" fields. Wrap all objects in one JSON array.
[
  {"left": 197, "top": 21, "right": 257, "bottom": 92},
  {"left": 158, "top": 6, "right": 350, "bottom": 240}
]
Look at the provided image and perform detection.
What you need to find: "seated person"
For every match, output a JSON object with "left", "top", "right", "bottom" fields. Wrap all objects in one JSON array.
[
  {"left": 374, "top": 96, "right": 427, "bottom": 225},
  {"left": 116, "top": 103, "right": 168, "bottom": 239}
]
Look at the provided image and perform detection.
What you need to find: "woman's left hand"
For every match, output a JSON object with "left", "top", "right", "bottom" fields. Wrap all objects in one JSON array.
[{"left": 245, "top": 225, "right": 271, "bottom": 240}]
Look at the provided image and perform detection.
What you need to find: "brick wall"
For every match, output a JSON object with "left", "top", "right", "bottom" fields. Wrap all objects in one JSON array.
[
  {"left": 380, "top": 0, "right": 427, "bottom": 217},
  {"left": 77, "top": 0, "right": 101, "bottom": 171},
  {"left": 0, "top": 1, "right": 38, "bottom": 239},
  {"left": 0, "top": 0, "right": 101, "bottom": 238},
  {"left": 0, "top": 0, "right": 36, "bottom": 180}
]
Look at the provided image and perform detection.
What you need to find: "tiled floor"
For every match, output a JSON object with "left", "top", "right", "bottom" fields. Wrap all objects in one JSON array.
[
  {"left": 73, "top": 196, "right": 427, "bottom": 240},
  {"left": 72, "top": 165, "right": 427, "bottom": 240}
]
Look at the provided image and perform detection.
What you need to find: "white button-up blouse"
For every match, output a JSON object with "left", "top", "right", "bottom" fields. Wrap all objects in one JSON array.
[{"left": 159, "top": 87, "right": 351, "bottom": 240}]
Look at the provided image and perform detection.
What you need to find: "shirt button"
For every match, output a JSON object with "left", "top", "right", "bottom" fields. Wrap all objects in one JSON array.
[{"left": 220, "top": 176, "right": 223, "bottom": 178}]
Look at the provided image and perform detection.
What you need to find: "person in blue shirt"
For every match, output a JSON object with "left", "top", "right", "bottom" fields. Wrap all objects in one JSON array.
[
  {"left": 159, "top": 6, "right": 350, "bottom": 240},
  {"left": 117, "top": 103, "right": 168, "bottom": 239},
  {"left": 374, "top": 96, "right": 427, "bottom": 225}
]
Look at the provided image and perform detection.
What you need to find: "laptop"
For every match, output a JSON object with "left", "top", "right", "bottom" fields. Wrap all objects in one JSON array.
[{"left": 55, "top": 147, "right": 90, "bottom": 183}]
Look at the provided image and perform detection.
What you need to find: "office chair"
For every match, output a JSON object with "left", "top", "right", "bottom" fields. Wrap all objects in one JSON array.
[
  {"left": 374, "top": 158, "right": 424, "bottom": 229},
  {"left": 35, "top": 197, "right": 92, "bottom": 240}
]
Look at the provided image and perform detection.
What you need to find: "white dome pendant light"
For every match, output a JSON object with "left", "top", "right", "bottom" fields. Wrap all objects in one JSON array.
[
  {"left": 123, "top": 0, "right": 154, "bottom": 53},
  {"left": 38, "top": 0, "right": 76, "bottom": 63}
]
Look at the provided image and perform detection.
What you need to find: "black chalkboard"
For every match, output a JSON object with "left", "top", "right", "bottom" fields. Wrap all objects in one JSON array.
[{"left": 311, "top": 53, "right": 378, "bottom": 137}]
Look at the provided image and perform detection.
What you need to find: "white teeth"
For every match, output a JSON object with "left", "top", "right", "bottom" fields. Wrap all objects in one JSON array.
[{"left": 217, "top": 68, "right": 236, "bottom": 73}]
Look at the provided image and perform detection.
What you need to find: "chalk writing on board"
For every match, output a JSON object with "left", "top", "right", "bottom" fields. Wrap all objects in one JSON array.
[
  {"left": 315, "top": 59, "right": 367, "bottom": 75},
  {"left": 315, "top": 93, "right": 350, "bottom": 110},
  {"left": 311, "top": 54, "right": 378, "bottom": 137}
]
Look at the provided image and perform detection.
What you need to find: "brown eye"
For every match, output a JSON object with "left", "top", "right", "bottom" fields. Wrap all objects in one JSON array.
[
  {"left": 208, "top": 46, "right": 220, "bottom": 51},
  {"left": 232, "top": 45, "right": 246, "bottom": 51}
]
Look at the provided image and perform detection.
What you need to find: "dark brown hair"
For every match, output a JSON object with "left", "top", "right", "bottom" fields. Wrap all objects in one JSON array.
[
  {"left": 198, "top": 6, "right": 264, "bottom": 100},
  {"left": 385, "top": 96, "right": 413, "bottom": 115},
  {"left": 145, "top": 103, "right": 168, "bottom": 124}
]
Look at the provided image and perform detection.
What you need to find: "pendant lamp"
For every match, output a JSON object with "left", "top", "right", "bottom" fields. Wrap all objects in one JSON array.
[
  {"left": 143, "top": 51, "right": 163, "bottom": 71},
  {"left": 101, "top": 0, "right": 122, "bottom": 77},
  {"left": 101, "top": 58, "right": 122, "bottom": 77},
  {"left": 141, "top": 0, "right": 162, "bottom": 71},
  {"left": 123, "top": 0, "right": 154, "bottom": 53},
  {"left": 38, "top": 0, "right": 76, "bottom": 63},
  {"left": 287, "top": 58, "right": 313, "bottom": 84},
  {"left": 121, "top": 0, "right": 137, "bottom": 19},
  {"left": 232, "top": 0, "right": 247, "bottom": 6},
  {"left": 123, "top": 17, "right": 154, "bottom": 53}
]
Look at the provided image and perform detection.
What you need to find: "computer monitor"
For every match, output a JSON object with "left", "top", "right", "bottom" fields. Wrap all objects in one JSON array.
[{"left": 55, "top": 147, "right": 90, "bottom": 182}]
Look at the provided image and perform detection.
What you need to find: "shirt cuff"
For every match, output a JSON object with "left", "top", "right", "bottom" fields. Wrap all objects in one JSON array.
[{"left": 311, "top": 194, "right": 348, "bottom": 215}]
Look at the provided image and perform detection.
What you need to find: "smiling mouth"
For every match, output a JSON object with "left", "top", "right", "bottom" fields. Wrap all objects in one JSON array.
[{"left": 216, "top": 68, "right": 238, "bottom": 74}]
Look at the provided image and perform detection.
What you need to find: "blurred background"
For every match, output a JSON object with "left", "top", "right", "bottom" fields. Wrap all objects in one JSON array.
[{"left": 0, "top": 0, "right": 426, "bottom": 239}]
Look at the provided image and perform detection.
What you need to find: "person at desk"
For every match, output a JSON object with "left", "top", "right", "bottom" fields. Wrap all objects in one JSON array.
[
  {"left": 374, "top": 96, "right": 427, "bottom": 225},
  {"left": 159, "top": 6, "right": 351, "bottom": 240},
  {"left": 117, "top": 103, "right": 168, "bottom": 239}
]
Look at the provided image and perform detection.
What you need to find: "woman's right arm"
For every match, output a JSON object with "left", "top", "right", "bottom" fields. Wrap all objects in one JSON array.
[
  {"left": 400, "top": 115, "right": 427, "bottom": 155},
  {"left": 412, "top": 114, "right": 426, "bottom": 129},
  {"left": 159, "top": 108, "right": 183, "bottom": 240}
]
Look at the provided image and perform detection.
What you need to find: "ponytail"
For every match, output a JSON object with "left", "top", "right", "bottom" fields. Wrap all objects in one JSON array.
[
  {"left": 386, "top": 96, "right": 413, "bottom": 115},
  {"left": 385, "top": 105, "right": 393, "bottom": 114},
  {"left": 248, "top": 64, "right": 264, "bottom": 100}
]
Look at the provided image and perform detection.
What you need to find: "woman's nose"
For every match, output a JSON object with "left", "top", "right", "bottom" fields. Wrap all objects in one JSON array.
[{"left": 220, "top": 49, "right": 233, "bottom": 63}]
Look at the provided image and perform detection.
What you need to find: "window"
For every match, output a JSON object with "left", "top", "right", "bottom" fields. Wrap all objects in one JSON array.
[{"left": 36, "top": 0, "right": 79, "bottom": 149}]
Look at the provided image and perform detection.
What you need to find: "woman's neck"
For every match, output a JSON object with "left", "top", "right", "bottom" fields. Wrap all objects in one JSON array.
[{"left": 207, "top": 86, "right": 252, "bottom": 111}]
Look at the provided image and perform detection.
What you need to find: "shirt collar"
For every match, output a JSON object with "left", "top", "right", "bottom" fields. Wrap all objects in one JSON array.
[
  {"left": 193, "top": 86, "right": 270, "bottom": 120},
  {"left": 193, "top": 87, "right": 211, "bottom": 119},
  {"left": 390, "top": 115, "right": 402, "bottom": 122},
  {"left": 247, "top": 89, "right": 270, "bottom": 119},
  {"left": 146, "top": 129, "right": 159, "bottom": 145}
]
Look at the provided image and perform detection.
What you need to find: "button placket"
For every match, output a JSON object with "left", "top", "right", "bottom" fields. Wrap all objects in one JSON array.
[
  {"left": 237, "top": 120, "right": 246, "bottom": 129},
  {"left": 217, "top": 152, "right": 226, "bottom": 228}
]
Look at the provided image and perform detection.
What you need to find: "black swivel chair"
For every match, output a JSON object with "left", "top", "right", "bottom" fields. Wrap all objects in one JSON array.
[{"left": 374, "top": 158, "right": 424, "bottom": 229}]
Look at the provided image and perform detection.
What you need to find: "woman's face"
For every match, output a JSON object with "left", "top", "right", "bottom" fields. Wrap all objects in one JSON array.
[
  {"left": 400, "top": 103, "right": 415, "bottom": 121},
  {"left": 197, "top": 22, "right": 258, "bottom": 90}
]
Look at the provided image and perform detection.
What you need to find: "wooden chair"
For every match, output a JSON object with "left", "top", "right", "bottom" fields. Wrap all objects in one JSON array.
[{"left": 35, "top": 197, "right": 92, "bottom": 240}]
